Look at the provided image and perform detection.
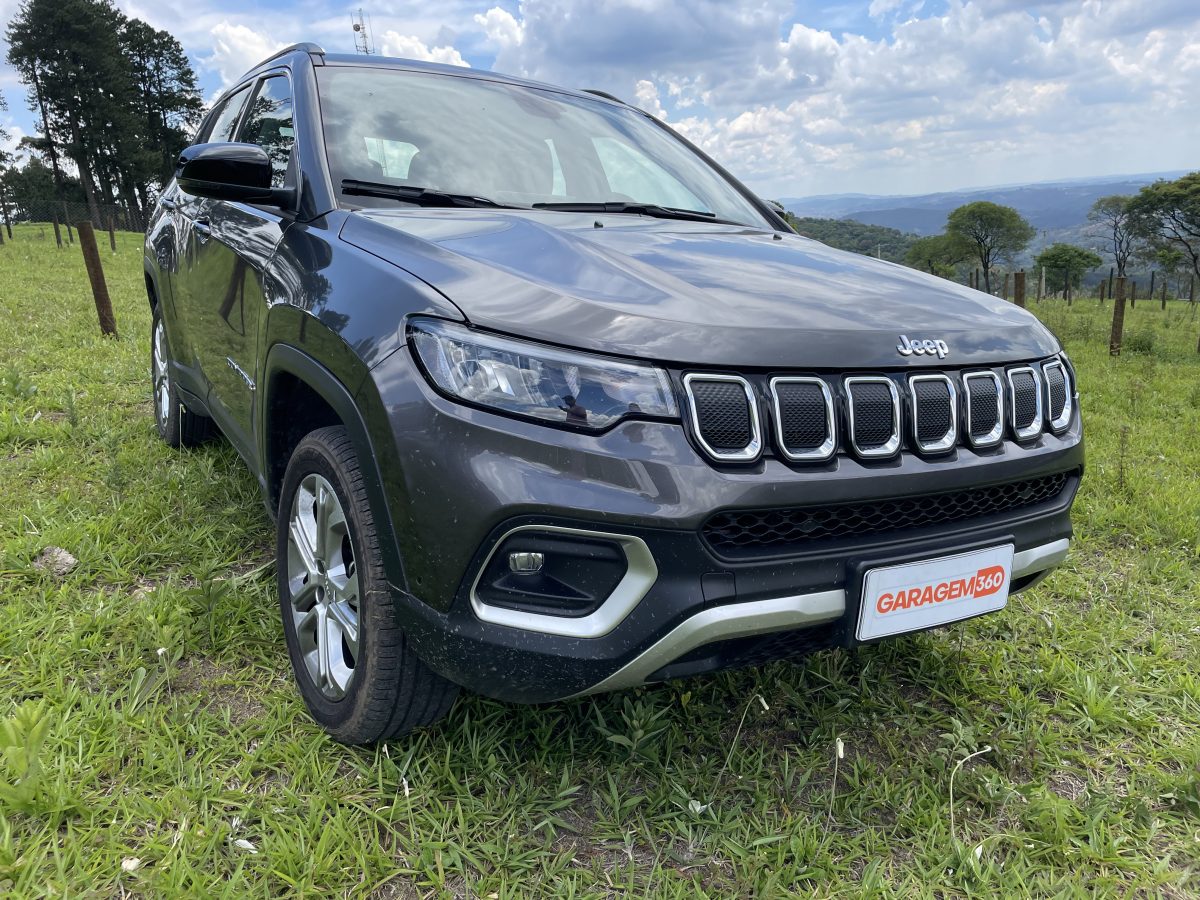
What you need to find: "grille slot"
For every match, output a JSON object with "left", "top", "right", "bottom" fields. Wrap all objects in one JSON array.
[
  {"left": 909, "top": 374, "right": 957, "bottom": 453},
  {"left": 1042, "top": 359, "right": 1072, "bottom": 432},
  {"left": 683, "top": 374, "right": 761, "bottom": 461},
  {"left": 770, "top": 377, "right": 835, "bottom": 461},
  {"left": 844, "top": 376, "right": 900, "bottom": 458},
  {"left": 963, "top": 371, "right": 1004, "bottom": 448},
  {"left": 702, "top": 471, "right": 1074, "bottom": 558},
  {"left": 1007, "top": 367, "right": 1043, "bottom": 441}
]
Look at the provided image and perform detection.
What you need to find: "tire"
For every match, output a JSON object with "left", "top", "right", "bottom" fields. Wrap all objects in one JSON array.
[
  {"left": 151, "top": 307, "right": 212, "bottom": 447},
  {"left": 276, "top": 425, "right": 458, "bottom": 744}
]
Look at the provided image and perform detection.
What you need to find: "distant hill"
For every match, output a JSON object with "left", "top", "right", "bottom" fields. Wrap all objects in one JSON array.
[
  {"left": 787, "top": 216, "right": 916, "bottom": 263},
  {"left": 781, "top": 171, "right": 1190, "bottom": 255}
]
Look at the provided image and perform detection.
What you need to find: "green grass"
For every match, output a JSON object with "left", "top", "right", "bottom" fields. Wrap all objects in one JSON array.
[{"left": 1, "top": 221, "right": 1199, "bottom": 897}]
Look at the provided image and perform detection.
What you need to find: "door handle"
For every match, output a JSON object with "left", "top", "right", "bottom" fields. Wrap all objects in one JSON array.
[{"left": 193, "top": 219, "right": 212, "bottom": 241}]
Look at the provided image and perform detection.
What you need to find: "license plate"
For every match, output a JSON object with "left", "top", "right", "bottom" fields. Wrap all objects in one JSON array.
[{"left": 856, "top": 544, "right": 1014, "bottom": 641}]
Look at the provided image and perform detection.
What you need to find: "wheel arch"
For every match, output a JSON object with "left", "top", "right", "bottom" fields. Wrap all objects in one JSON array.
[{"left": 262, "top": 343, "right": 408, "bottom": 592}]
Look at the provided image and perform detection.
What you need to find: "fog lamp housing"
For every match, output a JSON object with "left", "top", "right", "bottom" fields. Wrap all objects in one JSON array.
[{"left": 476, "top": 531, "right": 628, "bottom": 618}]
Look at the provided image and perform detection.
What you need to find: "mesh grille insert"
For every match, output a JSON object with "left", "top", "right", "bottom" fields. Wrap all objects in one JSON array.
[
  {"left": 702, "top": 470, "right": 1073, "bottom": 558},
  {"left": 1010, "top": 370, "right": 1039, "bottom": 431},
  {"left": 689, "top": 379, "right": 753, "bottom": 452},
  {"left": 848, "top": 381, "right": 896, "bottom": 450},
  {"left": 967, "top": 377, "right": 1001, "bottom": 439},
  {"left": 774, "top": 381, "right": 830, "bottom": 453},
  {"left": 1046, "top": 365, "right": 1067, "bottom": 422},
  {"left": 913, "top": 378, "right": 953, "bottom": 445}
]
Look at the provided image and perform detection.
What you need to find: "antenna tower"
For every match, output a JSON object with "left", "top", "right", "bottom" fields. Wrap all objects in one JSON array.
[{"left": 351, "top": 9, "right": 374, "bottom": 54}]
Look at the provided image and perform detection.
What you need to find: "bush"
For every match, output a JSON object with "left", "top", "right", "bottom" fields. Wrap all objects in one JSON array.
[{"left": 1124, "top": 331, "right": 1156, "bottom": 354}]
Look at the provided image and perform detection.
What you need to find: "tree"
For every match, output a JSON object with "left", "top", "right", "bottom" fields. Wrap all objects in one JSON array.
[
  {"left": 1088, "top": 195, "right": 1138, "bottom": 277},
  {"left": 785, "top": 214, "right": 918, "bottom": 263},
  {"left": 1033, "top": 243, "right": 1102, "bottom": 294},
  {"left": 945, "top": 201, "right": 1035, "bottom": 294},
  {"left": 1128, "top": 172, "right": 1200, "bottom": 280},
  {"left": 905, "top": 233, "right": 968, "bottom": 277},
  {"left": 5, "top": 0, "right": 202, "bottom": 224}
]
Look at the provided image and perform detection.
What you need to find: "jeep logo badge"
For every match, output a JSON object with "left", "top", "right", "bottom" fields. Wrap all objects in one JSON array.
[{"left": 897, "top": 334, "right": 949, "bottom": 359}]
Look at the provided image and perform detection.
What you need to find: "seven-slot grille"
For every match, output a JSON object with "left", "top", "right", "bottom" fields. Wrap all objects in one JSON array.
[
  {"left": 684, "top": 358, "right": 1071, "bottom": 464},
  {"left": 682, "top": 374, "right": 761, "bottom": 461},
  {"left": 1042, "top": 359, "right": 1072, "bottom": 432},
  {"left": 963, "top": 371, "right": 1004, "bottom": 447},
  {"left": 770, "top": 377, "right": 835, "bottom": 461},
  {"left": 909, "top": 374, "right": 957, "bottom": 453},
  {"left": 845, "top": 377, "right": 901, "bottom": 458},
  {"left": 1006, "top": 367, "right": 1043, "bottom": 440}
]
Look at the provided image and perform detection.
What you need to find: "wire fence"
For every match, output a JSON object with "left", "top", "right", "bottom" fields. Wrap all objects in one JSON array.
[{"left": 0, "top": 199, "right": 147, "bottom": 238}]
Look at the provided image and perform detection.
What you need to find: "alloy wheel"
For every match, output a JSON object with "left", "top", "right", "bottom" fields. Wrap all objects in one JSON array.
[
  {"left": 286, "top": 473, "right": 361, "bottom": 699},
  {"left": 152, "top": 319, "right": 170, "bottom": 427}
]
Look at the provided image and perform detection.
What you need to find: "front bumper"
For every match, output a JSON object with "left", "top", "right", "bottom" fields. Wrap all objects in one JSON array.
[{"left": 363, "top": 348, "right": 1084, "bottom": 703}]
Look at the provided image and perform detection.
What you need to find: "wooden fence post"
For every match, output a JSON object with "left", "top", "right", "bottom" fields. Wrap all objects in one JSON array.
[
  {"left": 0, "top": 225, "right": 5, "bottom": 246},
  {"left": 1109, "top": 276, "right": 1127, "bottom": 356},
  {"left": 52, "top": 216, "right": 63, "bottom": 249},
  {"left": 1108, "top": 267, "right": 1115, "bottom": 298},
  {"left": 76, "top": 222, "right": 118, "bottom": 338},
  {"left": 975, "top": 268, "right": 981, "bottom": 291},
  {"left": 107, "top": 216, "right": 117, "bottom": 253},
  {"left": 66, "top": 220, "right": 74, "bottom": 244},
  {"left": 1190, "top": 276, "right": 1196, "bottom": 305},
  {"left": 1161, "top": 280, "right": 1168, "bottom": 310},
  {"left": 1149, "top": 270, "right": 1156, "bottom": 296},
  {"left": 1002, "top": 272, "right": 1010, "bottom": 301},
  {"left": 1013, "top": 270, "right": 1027, "bottom": 309},
  {"left": 1037, "top": 266, "right": 1045, "bottom": 302},
  {"left": 1131, "top": 281, "right": 1137, "bottom": 308},
  {"left": 1099, "top": 280, "right": 1106, "bottom": 302}
]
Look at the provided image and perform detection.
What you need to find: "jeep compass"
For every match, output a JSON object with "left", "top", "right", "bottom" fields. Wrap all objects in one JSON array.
[{"left": 145, "top": 44, "right": 1083, "bottom": 744}]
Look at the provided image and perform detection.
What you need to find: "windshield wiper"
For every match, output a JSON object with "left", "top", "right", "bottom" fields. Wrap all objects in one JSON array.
[
  {"left": 531, "top": 201, "right": 738, "bottom": 225},
  {"left": 341, "top": 179, "right": 520, "bottom": 209}
]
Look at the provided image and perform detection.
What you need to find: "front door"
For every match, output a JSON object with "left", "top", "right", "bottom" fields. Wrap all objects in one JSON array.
[{"left": 189, "top": 72, "right": 297, "bottom": 462}]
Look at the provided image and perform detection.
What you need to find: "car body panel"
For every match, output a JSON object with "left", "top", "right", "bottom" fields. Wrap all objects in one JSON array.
[{"left": 340, "top": 209, "right": 1059, "bottom": 368}]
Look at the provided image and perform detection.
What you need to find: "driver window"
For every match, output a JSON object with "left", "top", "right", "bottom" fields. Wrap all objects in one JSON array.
[
  {"left": 238, "top": 75, "right": 295, "bottom": 188},
  {"left": 205, "top": 86, "right": 250, "bottom": 144}
]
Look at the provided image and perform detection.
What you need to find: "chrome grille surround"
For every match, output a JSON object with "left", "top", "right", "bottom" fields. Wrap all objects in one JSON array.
[
  {"left": 962, "top": 370, "right": 1005, "bottom": 448},
  {"left": 682, "top": 373, "right": 762, "bottom": 462},
  {"left": 843, "top": 376, "right": 901, "bottom": 459},
  {"left": 1006, "top": 366, "right": 1044, "bottom": 442},
  {"left": 908, "top": 373, "right": 958, "bottom": 454},
  {"left": 768, "top": 376, "right": 836, "bottom": 462},
  {"left": 1042, "top": 358, "right": 1073, "bottom": 433}
]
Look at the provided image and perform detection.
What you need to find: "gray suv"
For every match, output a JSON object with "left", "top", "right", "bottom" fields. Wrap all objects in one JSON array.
[{"left": 145, "top": 44, "right": 1083, "bottom": 744}]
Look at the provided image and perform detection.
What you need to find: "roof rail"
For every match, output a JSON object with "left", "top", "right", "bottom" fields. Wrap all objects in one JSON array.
[
  {"left": 258, "top": 42, "right": 326, "bottom": 68},
  {"left": 581, "top": 89, "right": 628, "bottom": 105}
]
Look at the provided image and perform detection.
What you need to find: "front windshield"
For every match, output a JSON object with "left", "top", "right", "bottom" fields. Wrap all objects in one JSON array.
[{"left": 316, "top": 65, "right": 769, "bottom": 227}]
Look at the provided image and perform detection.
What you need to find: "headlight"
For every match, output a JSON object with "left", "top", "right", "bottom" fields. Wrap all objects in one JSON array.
[{"left": 409, "top": 318, "right": 678, "bottom": 431}]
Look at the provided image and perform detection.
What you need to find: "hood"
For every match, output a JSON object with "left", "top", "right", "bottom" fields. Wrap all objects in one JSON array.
[{"left": 340, "top": 209, "right": 1059, "bottom": 369}]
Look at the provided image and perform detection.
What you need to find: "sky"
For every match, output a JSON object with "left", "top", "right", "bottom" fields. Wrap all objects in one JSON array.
[{"left": 1, "top": 0, "right": 1198, "bottom": 198}]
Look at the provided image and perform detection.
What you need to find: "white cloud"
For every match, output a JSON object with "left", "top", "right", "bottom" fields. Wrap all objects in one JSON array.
[
  {"left": 200, "top": 22, "right": 285, "bottom": 89},
  {"left": 474, "top": 7, "right": 524, "bottom": 48},
  {"left": 379, "top": 31, "right": 470, "bottom": 67},
  {"left": 633, "top": 80, "right": 666, "bottom": 118}
]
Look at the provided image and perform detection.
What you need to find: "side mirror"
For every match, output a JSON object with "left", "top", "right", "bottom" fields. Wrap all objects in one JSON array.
[{"left": 176, "top": 143, "right": 292, "bottom": 206}]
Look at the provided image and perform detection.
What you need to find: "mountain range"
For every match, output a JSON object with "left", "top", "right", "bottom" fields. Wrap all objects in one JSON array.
[{"left": 781, "top": 171, "right": 1190, "bottom": 254}]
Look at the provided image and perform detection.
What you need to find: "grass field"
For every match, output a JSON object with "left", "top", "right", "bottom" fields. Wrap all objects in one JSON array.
[{"left": 1, "top": 222, "right": 1199, "bottom": 897}]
